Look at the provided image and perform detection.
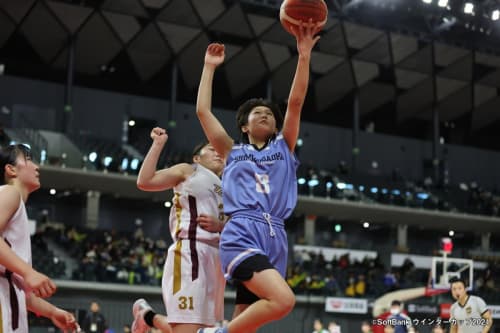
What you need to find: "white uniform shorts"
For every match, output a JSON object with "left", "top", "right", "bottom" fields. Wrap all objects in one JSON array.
[
  {"left": 162, "top": 239, "right": 225, "bottom": 326},
  {"left": 0, "top": 276, "right": 28, "bottom": 333}
]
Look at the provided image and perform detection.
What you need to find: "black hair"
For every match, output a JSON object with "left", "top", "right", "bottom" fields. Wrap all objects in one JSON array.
[
  {"left": 391, "top": 300, "right": 401, "bottom": 306},
  {"left": 0, "top": 144, "right": 32, "bottom": 185},
  {"left": 449, "top": 276, "right": 467, "bottom": 287},
  {"left": 192, "top": 141, "right": 210, "bottom": 157},
  {"left": 236, "top": 98, "right": 283, "bottom": 144}
]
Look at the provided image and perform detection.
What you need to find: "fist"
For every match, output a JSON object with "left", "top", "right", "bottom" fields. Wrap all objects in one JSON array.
[
  {"left": 150, "top": 127, "right": 168, "bottom": 145},
  {"left": 205, "top": 43, "right": 225, "bottom": 67}
]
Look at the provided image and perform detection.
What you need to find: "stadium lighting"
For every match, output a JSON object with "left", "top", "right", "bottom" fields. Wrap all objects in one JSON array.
[
  {"left": 492, "top": 10, "right": 500, "bottom": 21},
  {"left": 130, "top": 158, "right": 140, "bottom": 170},
  {"left": 121, "top": 158, "right": 129, "bottom": 171},
  {"left": 437, "top": 0, "right": 448, "bottom": 7},
  {"left": 128, "top": 119, "right": 136, "bottom": 126},
  {"left": 422, "top": 0, "right": 432, "bottom": 4},
  {"left": 362, "top": 222, "right": 370, "bottom": 228},
  {"left": 417, "top": 192, "right": 429, "bottom": 200},
  {"left": 88, "top": 152, "right": 98, "bottom": 163},
  {"left": 334, "top": 224, "right": 342, "bottom": 232},
  {"left": 308, "top": 178, "right": 319, "bottom": 187},
  {"left": 298, "top": 177, "right": 306, "bottom": 185},
  {"left": 40, "top": 149, "right": 47, "bottom": 165},
  {"left": 464, "top": 2, "right": 474, "bottom": 14},
  {"left": 336, "top": 182, "right": 346, "bottom": 190},
  {"left": 103, "top": 156, "right": 113, "bottom": 167}
]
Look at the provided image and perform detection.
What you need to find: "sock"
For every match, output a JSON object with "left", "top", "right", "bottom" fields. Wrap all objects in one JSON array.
[{"left": 143, "top": 310, "right": 157, "bottom": 327}]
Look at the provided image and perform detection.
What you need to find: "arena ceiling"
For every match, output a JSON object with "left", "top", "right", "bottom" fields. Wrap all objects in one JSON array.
[{"left": 2, "top": 0, "right": 500, "bottom": 150}]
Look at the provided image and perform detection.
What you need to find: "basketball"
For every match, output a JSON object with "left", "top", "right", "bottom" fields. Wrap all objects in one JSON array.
[{"left": 280, "top": 0, "right": 328, "bottom": 35}]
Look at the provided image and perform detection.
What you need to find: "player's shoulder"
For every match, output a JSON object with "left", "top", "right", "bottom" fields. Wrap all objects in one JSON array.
[
  {"left": 174, "top": 162, "right": 196, "bottom": 174},
  {"left": 0, "top": 185, "right": 22, "bottom": 219},
  {"left": 469, "top": 294, "right": 487, "bottom": 304},
  {"left": 0, "top": 185, "right": 21, "bottom": 205}
]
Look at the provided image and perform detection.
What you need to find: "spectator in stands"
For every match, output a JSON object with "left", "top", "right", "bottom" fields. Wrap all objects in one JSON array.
[
  {"left": 328, "top": 320, "right": 341, "bottom": 333},
  {"left": 81, "top": 301, "right": 107, "bottom": 333},
  {"left": 387, "top": 300, "right": 412, "bottom": 333},
  {"left": 0, "top": 144, "right": 78, "bottom": 332},
  {"left": 361, "top": 320, "right": 373, "bottom": 333},
  {"left": 345, "top": 275, "right": 356, "bottom": 297},
  {"left": 325, "top": 274, "right": 340, "bottom": 296},
  {"left": 383, "top": 270, "right": 399, "bottom": 291},
  {"left": 312, "top": 318, "right": 329, "bottom": 333},
  {"left": 355, "top": 274, "right": 367, "bottom": 296},
  {"left": 308, "top": 274, "right": 326, "bottom": 295}
]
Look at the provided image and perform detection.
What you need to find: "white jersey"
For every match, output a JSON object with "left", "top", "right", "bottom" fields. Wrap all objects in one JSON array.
[
  {"left": 0, "top": 186, "right": 31, "bottom": 333},
  {"left": 169, "top": 164, "right": 224, "bottom": 247},
  {"left": 450, "top": 295, "right": 489, "bottom": 333},
  {"left": 163, "top": 164, "right": 225, "bottom": 325}
]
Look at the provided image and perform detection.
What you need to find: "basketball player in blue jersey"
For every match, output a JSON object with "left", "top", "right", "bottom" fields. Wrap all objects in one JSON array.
[
  {"left": 131, "top": 127, "right": 226, "bottom": 333},
  {"left": 0, "top": 144, "right": 79, "bottom": 332},
  {"left": 195, "top": 20, "right": 320, "bottom": 333}
]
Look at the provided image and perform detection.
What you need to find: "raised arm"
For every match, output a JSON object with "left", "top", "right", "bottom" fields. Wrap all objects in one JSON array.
[
  {"left": 196, "top": 43, "right": 233, "bottom": 159},
  {"left": 282, "top": 20, "right": 320, "bottom": 152},
  {"left": 136, "top": 127, "right": 193, "bottom": 191}
]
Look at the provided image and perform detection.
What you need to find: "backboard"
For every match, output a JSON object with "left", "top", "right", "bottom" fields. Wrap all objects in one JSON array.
[{"left": 431, "top": 254, "right": 473, "bottom": 291}]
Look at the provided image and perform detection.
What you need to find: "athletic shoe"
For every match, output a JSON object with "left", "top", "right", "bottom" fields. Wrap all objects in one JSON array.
[{"left": 132, "top": 298, "right": 153, "bottom": 333}]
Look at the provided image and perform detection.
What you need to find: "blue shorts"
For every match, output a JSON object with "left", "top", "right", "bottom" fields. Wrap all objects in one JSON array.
[{"left": 219, "top": 211, "right": 288, "bottom": 280}]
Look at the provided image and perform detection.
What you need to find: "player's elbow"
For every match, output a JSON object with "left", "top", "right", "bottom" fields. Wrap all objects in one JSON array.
[
  {"left": 136, "top": 179, "right": 151, "bottom": 191},
  {"left": 196, "top": 107, "right": 210, "bottom": 118}
]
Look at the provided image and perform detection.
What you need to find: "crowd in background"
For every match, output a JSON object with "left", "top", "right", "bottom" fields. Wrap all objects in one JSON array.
[{"left": 32, "top": 225, "right": 500, "bottom": 304}]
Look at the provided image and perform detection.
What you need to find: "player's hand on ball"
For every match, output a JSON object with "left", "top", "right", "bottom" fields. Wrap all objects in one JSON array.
[{"left": 291, "top": 19, "right": 321, "bottom": 56}]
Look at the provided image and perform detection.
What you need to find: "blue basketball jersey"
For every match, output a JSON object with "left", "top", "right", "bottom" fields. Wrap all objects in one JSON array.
[{"left": 222, "top": 133, "right": 299, "bottom": 219}]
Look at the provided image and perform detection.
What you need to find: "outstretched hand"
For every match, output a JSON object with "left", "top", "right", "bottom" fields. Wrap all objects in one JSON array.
[
  {"left": 290, "top": 19, "right": 321, "bottom": 56},
  {"left": 205, "top": 43, "right": 225, "bottom": 67}
]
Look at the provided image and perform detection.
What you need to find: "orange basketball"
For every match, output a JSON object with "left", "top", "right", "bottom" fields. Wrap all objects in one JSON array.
[{"left": 280, "top": 0, "right": 328, "bottom": 35}]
